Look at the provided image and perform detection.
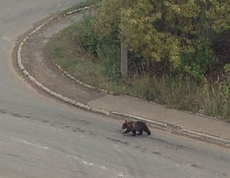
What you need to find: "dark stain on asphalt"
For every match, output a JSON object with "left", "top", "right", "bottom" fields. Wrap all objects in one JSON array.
[
  {"left": 106, "top": 137, "right": 129, "bottom": 145},
  {"left": 191, "top": 164, "right": 204, "bottom": 170},
  {"left": 72, "top": 127, "right": 85, "bottom": 133},
  {"left": 0, "top": 108, "right": 32, "bottom": 119},
  {"left": 152, "top": 151, "right": 162, "bottom": 156},
  {"left": 5, "top": 153, "right": 28, "bottom": 162}
]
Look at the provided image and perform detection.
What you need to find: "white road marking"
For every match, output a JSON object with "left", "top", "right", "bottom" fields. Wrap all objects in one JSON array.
[
  {"left": 70, "top": 155, "right": 107, "bottom": 171},
  {"left": 99, "top": 166, "right": 107, "bottom": 170},
  {"left": 115, "top": 172, "right": 125, "bottom": 177},
  {"left": 114, "top": 144, "right": 122, "bottom": 152},
  {"left": 82, "top": 160, "right": 94, "bottom": 166},
  {"left": 12, "top": 137, "right": 50, "bottom": 150}
]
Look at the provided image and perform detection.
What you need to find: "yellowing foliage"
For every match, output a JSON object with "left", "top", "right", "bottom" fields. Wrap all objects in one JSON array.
[{"left": 94, "top": 0, "right": 230, "bottom": 73}]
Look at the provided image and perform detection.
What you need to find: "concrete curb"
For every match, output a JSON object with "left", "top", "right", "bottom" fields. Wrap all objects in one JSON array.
[
  {"left": 55, "top": 64, "right": 114, "bottom": 94},
  {"left": 15, "top": 5, "right": 230, "bottom": 149},
  {"left": 66, "top": 5, "right": 96, "bottom": 15}
]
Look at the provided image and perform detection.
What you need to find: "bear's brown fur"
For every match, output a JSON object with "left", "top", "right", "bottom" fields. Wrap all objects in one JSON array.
[{"left": 121, "top": 120, "right": 151, "bottom": 136}]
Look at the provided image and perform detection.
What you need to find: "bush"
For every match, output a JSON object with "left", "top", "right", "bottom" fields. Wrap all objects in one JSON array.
[
  {"left": 97, "top": 35, "right": 121, "bottom": 81},
  {"left": 75, "top": 13, "right": 99, "bottom": 55},
  {"left": 74, "top": 12, "right": 122, "bottom": 81},
  {"left": 181, "top": 45, "right": 216, "bottom": 80}
]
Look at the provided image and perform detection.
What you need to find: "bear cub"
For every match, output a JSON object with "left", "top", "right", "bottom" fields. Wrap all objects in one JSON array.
[{"left": 121, "top": 120, "right": 151, "bottom": 136}]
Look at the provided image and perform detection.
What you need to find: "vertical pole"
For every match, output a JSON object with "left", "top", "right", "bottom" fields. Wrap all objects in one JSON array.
[
  {"left": 121, "top": 37, "right": 128, "bottom": 78},
  {"left": 121, "top": 0, "right": 128, "bottom": 78}
]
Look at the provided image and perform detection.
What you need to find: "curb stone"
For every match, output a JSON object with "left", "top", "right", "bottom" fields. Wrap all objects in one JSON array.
[
  {"left": 174, "top": 129, "right": 230, "bottom": 148},
  {"left": 90, "top": 108, "right": 110, "bottom": 116},
  {"left": 55, "top": 64, "right": 115, "bottom": 94},
  {"left": 15, "top": 5, "right": 230, "bottom": 149}
]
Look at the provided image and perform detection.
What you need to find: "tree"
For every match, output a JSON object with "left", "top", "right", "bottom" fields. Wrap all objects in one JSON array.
[
  {"left": 94, "top": 0, "right": 137, "bottom": 78},
  {"left": 94, "top": 0, "right": 230, "bottom": 78}
]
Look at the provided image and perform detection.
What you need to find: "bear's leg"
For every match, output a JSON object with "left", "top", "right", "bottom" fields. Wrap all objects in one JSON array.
[
  {"left": 132, "top": 130, "right": 136, "bottom": 136},
  {"left": 123, "top": 129, "right": 131, "bottom": 134},
  {"left": 144, "top": 128, "right": 151, "bottom": 135},
  {"left": 137, "top": 130, "right": 143, "bottom": 135}
]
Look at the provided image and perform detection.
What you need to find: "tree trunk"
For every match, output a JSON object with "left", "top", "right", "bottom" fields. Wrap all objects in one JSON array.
[{"left": 121, "top": 0, "right": 128, "bottom": 78}]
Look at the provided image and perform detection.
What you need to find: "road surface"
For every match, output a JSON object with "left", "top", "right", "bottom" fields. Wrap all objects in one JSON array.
[{"left": 0, "top": 0, "right": 230, "bottom": 177}]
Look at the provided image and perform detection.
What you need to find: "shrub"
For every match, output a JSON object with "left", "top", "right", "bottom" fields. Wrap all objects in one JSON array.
[
  {"left": 181, "top": 45, "right": 216, "bottom": 80},
  {"left": 75, "top": 13, "right": 99, "bottom": 55}
]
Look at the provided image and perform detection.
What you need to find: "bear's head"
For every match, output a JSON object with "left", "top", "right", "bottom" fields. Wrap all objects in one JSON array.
[{"left": 121, "top": 120, "right": 128, "bottom": 129}]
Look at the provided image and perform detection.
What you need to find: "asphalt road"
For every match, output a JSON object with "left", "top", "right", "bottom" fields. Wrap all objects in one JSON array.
[{"left": 1, "top": 0, "right": 230, "bottom": 178}]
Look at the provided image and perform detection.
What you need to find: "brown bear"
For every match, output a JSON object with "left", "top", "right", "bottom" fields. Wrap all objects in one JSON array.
[{"left": 121, "top": 120, "right": 151, "bottom": 136}]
